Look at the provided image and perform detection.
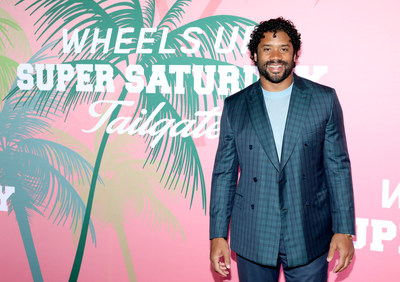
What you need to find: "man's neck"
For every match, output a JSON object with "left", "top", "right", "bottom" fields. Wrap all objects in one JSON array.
[{"left": 260, "top": 73, "right": 294, "bottom": 92}]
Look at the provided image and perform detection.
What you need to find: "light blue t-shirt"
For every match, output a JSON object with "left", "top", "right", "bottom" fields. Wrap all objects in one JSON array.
[{"left": 262, "top": 83, "right": 293, "bottom": 161}]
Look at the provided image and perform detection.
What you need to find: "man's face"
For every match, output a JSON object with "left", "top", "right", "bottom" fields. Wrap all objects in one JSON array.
[{"left": 254, "top": 31, "right": 296, "bottom": 84}]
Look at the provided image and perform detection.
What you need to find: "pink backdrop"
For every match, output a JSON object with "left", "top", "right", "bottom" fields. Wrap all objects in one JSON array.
[{"left": 1, "top": 0, "right": 400, "bottom": 281}]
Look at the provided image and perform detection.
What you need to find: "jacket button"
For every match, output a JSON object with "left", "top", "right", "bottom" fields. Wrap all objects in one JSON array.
[
  {"left": 304, "top": 141, "right": 309, "bottom": 147},
  {"left": 305, "top": 201, "right": 310, "bottom": 207},
  {"left": 253, "top": 177, "right": 258, "bottom": 182},
  {"left": 279, "top": 178, "right": 286, "bottom": 184},
  {"left": 251, "top": 204, "right": 254, "bottom": 209},
  {"left": 249, "top": 145, "right": 253, "bottom": 150}
]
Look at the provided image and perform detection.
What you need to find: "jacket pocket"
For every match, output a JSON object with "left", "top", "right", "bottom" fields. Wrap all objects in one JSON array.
[{"left": 313, "top": 189, "right": 329, "bottom": 209}]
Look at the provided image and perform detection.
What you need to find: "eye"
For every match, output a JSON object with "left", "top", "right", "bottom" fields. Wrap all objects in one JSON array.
[
  {"left": 281, "top": 48, "right": 289, "bottom": 52},
  {"left": 262, "top": 47, "right": 271, "bottom": 52}
]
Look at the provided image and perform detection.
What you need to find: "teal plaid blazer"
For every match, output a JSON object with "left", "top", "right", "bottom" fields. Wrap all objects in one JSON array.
[{"left": 210, "top": 74, "right": 355, "bottom": 267}]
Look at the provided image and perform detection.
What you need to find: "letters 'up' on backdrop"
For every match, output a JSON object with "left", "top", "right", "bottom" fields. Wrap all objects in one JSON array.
[{"left": 1, "top": 0, "right": 399, "bottom": 281}]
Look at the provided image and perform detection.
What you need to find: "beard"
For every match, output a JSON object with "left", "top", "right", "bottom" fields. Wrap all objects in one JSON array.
[{"left": 257, "top": 59, "right": 295, "bottom": 84}]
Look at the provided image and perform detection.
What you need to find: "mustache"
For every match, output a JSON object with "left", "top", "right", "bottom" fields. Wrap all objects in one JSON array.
[{"left": 265, "top": 60, "right": 288, "bottom": 66}]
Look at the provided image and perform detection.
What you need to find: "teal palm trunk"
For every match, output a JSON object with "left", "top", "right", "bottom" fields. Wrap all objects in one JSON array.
[
  {"left": 69, "top": 88, "right": 129, "bottom": 281},
  {"left": 14, "top": 204, "right": 44, "bottom": 282}
]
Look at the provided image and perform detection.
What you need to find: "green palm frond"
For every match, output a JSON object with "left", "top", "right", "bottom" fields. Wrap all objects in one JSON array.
[
  {"left": 157, "top": 0, "right": 190, "bottom": 31},
  {"left": 8, "top": 150, "right": 96, "bottom": 244},
  {"left": 0, "top": 96, "right": 53, "bottom": 141},
  {"left": 142, "top": 0, "right": 155, "bottom": 28},
  {"left": 0, "top": 8, "right": 31, "bottom": 104},
  {"left": 146, "top": 116, "right": 206, "bottom": 209},
  {"left": 131, "top": 89, "right": 206, "bottom": 209},
  {"left": 4, "top": 42, "right": 67, "bottom": 117},
  {"left": 153, "top": 15, "right": 256, "bottom": 63},
  {"left": 0, "top": 8, "right": 30, "bottom": 59},
  {"left": 4, "top": 40, "right": 58, "bottom": 112},
  {"left": 18, "top": 0, "right": 143, "bottom": 60},
  {"left": 0, "top": 55, "right": 18, "bottom": 103},
  {"left": 0, "top": 149, "right": 42, "bottom": 214},
  {"left": 0, "top": 17, "right": 19, "bottom": 49},
  {"left": 106, "top": 0, "right": 143, "bottom": 29},
  {"left": 18, "top": 139, "right": 93, "bottom": 184},
  {"left": 24, "top": 39, "right": 57, "bottom": 65}
]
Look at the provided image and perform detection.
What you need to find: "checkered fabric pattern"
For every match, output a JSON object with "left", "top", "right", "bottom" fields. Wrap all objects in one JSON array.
[{"left": 210, "top": 74, "right": 355, "bottom": 267}]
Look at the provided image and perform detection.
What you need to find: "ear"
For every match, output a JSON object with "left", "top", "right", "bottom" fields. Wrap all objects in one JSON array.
[{"left": 254, "top": 52, "right": 258, "bottom": 63}]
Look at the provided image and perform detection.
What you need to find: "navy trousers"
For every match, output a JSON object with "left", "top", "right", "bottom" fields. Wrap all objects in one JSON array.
[{"left": 237, "top": 235, "right": 328, "bottom": 282}]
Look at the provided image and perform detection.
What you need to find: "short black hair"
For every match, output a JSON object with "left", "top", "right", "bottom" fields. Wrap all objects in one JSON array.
[{"left": 248, "top": 17, "right": 302, "bottom": 64}]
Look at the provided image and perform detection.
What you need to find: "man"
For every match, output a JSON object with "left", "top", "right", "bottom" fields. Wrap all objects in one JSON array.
[{"left": 209, "top": 17, "right": 355, "bottom": 282}]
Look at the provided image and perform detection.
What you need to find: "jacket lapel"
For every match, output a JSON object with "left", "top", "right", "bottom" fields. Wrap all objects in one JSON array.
[
  {"left": 246, "top": 80, "right": 280, "bottom": 171},
  {"left": 280, "top": 74, "right": 312, "bottom": 171}
]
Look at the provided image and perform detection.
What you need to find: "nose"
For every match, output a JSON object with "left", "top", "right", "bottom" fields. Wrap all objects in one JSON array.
[{"left": 270, "top": 49, "right": 282, "bottom": 60}]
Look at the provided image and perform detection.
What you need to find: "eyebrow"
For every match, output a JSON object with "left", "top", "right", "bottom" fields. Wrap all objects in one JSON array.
[{"left": 260, "top": 44, "right": 290, "bottom": 47}]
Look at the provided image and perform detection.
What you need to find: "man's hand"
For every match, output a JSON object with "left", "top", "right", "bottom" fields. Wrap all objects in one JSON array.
[
  {"left": 327, "top": 233, "right": 354, "bottom": 273},
  {"left": 210, "top": 238, "right": 231, "bottom": 277}
]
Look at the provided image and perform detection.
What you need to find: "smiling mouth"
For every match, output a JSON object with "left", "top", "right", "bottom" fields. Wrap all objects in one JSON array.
[{"left": 267, "top": 64, "right": 283, "bottom": 73}]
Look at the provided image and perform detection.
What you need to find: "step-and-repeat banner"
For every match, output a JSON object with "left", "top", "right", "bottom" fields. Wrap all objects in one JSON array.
[{"left": 1, "top": 0, "right": 399, "bottom": 281}]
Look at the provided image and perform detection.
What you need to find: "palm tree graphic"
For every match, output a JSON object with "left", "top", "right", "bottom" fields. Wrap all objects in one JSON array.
[
  {"left": 12, "top": 0, "right": 256, "bottom": 280},
  {"left": 1, "top": 9, "right": 98, "bottom": 282},
  {"left": 0, "top": 56, "right": 97, "bottom": 282},
  {"left": 54, "top": 128, "right": 185, "bottom": 281}
]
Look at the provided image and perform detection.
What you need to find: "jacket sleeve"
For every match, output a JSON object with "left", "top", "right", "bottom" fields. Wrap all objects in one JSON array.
[
  {"left": 323, "top": 90, "right": 356, "bottom": 235},
  {"left": 209, "top": 99, "right": 239, "bottom": 239}
]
